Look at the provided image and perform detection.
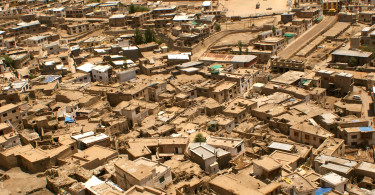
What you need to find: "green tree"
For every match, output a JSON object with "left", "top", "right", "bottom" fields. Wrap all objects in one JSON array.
[
  {"left": 109, "top": 60, "right": 115, "bottom": 67},
  {"left": 214, "top": 23, "right": 221, "bottom": 31},
  {"left": 1, "top": 55, "right": 14, "bottom": 69},
  {"left": 129, "top": 3, "right": 135, "bottom": 14},
  {"left": 348, "top": 57, "right": 358, "bottom": 67},
  {"left": 272, "top": 26, "right": 276, "bottom": 36},
  {"left": 238, "top": 41, "right": 243, "bottom": 55},
  {"left": 194, "top": 133, "right": 206, "bottom": 142},
  {"left": 294, "top": 0, "right": 299, "bottom": 8},
  {"left": 134, "top": 28, "right": 144, "bottom": 45},
  {"left": 144, "top": 28, "right": 154, "bottom": 43},
  {"left": 245, "top": 47, "right": 249, "bottom": 55},
  {"left": 360, "top": 46, "right": 375, "bottom": 60}
]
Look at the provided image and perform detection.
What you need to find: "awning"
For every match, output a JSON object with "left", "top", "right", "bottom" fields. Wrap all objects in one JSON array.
[
  {"left": 316, "top": 16, "right": 323, "bottom": 22},
  {"left": 302, "top": 80, "right": 312, "bottom": 86},
  {"left": 284, "top": 33, "right": 294, "bottom": 38},
  {"left": 316, "top": 187, "right": 331, "bottom": 195},
  {"left": 65, "top": 117, "right": 75, "bottom": 123},
  {"left": 210, "top": 65, "right": 222, "bottom": 69}
]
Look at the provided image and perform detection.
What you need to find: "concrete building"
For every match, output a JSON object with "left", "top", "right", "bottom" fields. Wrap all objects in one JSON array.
[
  {"left": 206, "top": 136, "right": 244, "bottom": 157},
  {"left": 316, "top": 69, "right": 354, "bottom": 96},
  {"left": 92, "top": 65, "right": 112, "bottom": 82},
  {"left": 358, "top": 11, "right": 375, "bottom": 24},
  {"left": 189, "top": 144, "right": 230, "bottom": 173},
  {"left": 125, "top": 12, "right": 152, "bottom": 27},
  {"left": 290, "top": 121, "right": 334, "bottom": 148},
  {"left": 337, "top": 126, "right": 375, "bottom": 147},
  {"left": 71, "top": 145, "right": 118, "bottom": 170},
  {"left": 109, "top": 14, "right": 126, "bottom": 27},
  {"left": 0, "top": 104, "right": 22, "bottom": 125},
  {"left": 67, "top": 23, "right": 94, "bottom": 35},
  {"left": 125, "top": 137, "right": 189, "bottom": 160},
  {"left": 314, "top": 154, "right": 357, "bottom": 177},
  {"left": 23, "top": 36, "right": 49, "bottom": 47},
  {"left": 320, "top": 172, "right": 348, "bottom": 193},
  {"left": 115, "top": 157, "right": 172, "bottom": 190},
  {"left": 72, "top": 132, "right": 111, "bottom": 150},
  {"left": 331, "top": 49, "right": 372, "bottom": 66},
  {"left": 253, "top": 156, "right": 282, "bottom": 180},
  {"left": 199, "top": 53, "right": 257, "bottom": 69},
  {"left": 9, "top": 20, "right": 44, "bottom": 36}
]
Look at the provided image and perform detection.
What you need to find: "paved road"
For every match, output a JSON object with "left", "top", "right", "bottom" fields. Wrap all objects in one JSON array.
[{"left": 278, "top": 16, "right": 337, "bottom": 59}]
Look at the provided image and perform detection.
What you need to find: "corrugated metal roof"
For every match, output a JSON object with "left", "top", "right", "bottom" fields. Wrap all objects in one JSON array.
[
  {"left": 77, "top": 63, "right": 95, "bottom": 72},
  {"left": 331, "top": 49, "right": 372, "bottom": 58},
  {"left": 268, "top": 142, "right": 294, "bottom": 151}
]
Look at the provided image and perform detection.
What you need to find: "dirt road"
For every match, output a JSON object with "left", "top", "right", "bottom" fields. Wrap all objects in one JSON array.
[
  {"left": 278, "top": 16, "right": 337, "bottom": 59},
  {"left": 354, "top": 86, "right": 374, "bottom": 120}
]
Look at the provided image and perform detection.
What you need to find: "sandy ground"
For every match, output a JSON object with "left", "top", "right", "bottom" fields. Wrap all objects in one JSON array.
[
  {"left": 214, "top": 32, "right": 258, "bottom": 46},
  {"left": 221, "top": 0, "right": 290, "bottom": 17},
  {"left": 0, "top": 167, "right": 52, "bottom": 195}
]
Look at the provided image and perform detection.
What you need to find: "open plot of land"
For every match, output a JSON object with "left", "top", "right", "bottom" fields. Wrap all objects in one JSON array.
[
  {"left": 0, "top": 167, "right": 51, "bottom": 195},
  {"left": 221, "top": 0, "right": 290, "bottom": 17},
  {"left": 213, "top": 32, "right": 258, "bottom": 46}
]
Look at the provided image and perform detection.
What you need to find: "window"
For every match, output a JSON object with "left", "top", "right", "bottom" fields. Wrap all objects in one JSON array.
[
  {"left": 305, "top": 134, "right": 310, "bottom": 140},
  {"left": 351, "top": 142, "right": 357, "bottom": 146},
  {"left": 294, "top": 132, "right": 299, "bottom": 137},
  {"left": 12, "top": 109, "right": 16, "bottom": 113},
  {"left": 237, "top": 145, "right": 242, "bottom": 153},
  {"left": 159, "top": 176, "right": 165, "bottom": 183},
  {"left": 351, "top": 135, "right": 357, "bottom": 139},
  {"left": 3, "top": 113, "right": 7, "bottom": 117}
]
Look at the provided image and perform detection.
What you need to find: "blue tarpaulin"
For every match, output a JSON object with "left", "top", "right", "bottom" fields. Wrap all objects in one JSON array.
[
  {"left": 359, "top": 127, "right": 373, "bottom": 132},
  {"left": 316, "top": 187, "right": 332, "bottom": 195},
  {"left": 65, "top": 117, "right": 74, "bottom": 123}
]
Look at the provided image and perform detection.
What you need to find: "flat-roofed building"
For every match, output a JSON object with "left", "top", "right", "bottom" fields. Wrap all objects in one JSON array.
[
  {"left": 290, "top": 121, "right": 334, "bottom": 148},
  {"left": 269, "top": 150, "right": 300, "bottom": 171},
  {"left": 72, "top": 145, "right": 118, "bottom": 170},
  {"left": 253, "top": 156, "right": 282, "bottom": 180},
  {"left": 331, "top": 49, "right": 372, "bottom": 66},
  {"left": 314, "top": 154, "right": 357, "bottom": 177},
  {"left": 283, "top": 172, "right": 317, "bottom": 195},
  {"left": 109, "top": 14, "right": 126, "bottom": 27},
  {"left": 320, "top": 172, "right": 348, "bottom": 193},
  {"left": 199, "top": 53, "right": 257, "bottom": 69},
  {"left": 92, "top": 65, "right": 112, "bottom": 82},
  {"left": 23, "top": 36, "right": 48, "bottom": 47},
  {"left": 115, "top": 157, "right": 172, "bottom": 190},
  {"left": 206, "top": 136, "right": 244, "bottom": 157},
  {"left": 338, "top": 126, "right": 375, "bottom": 147},
  {"left": 0, "top": 104, "right": 21, "bottom": 125}
]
